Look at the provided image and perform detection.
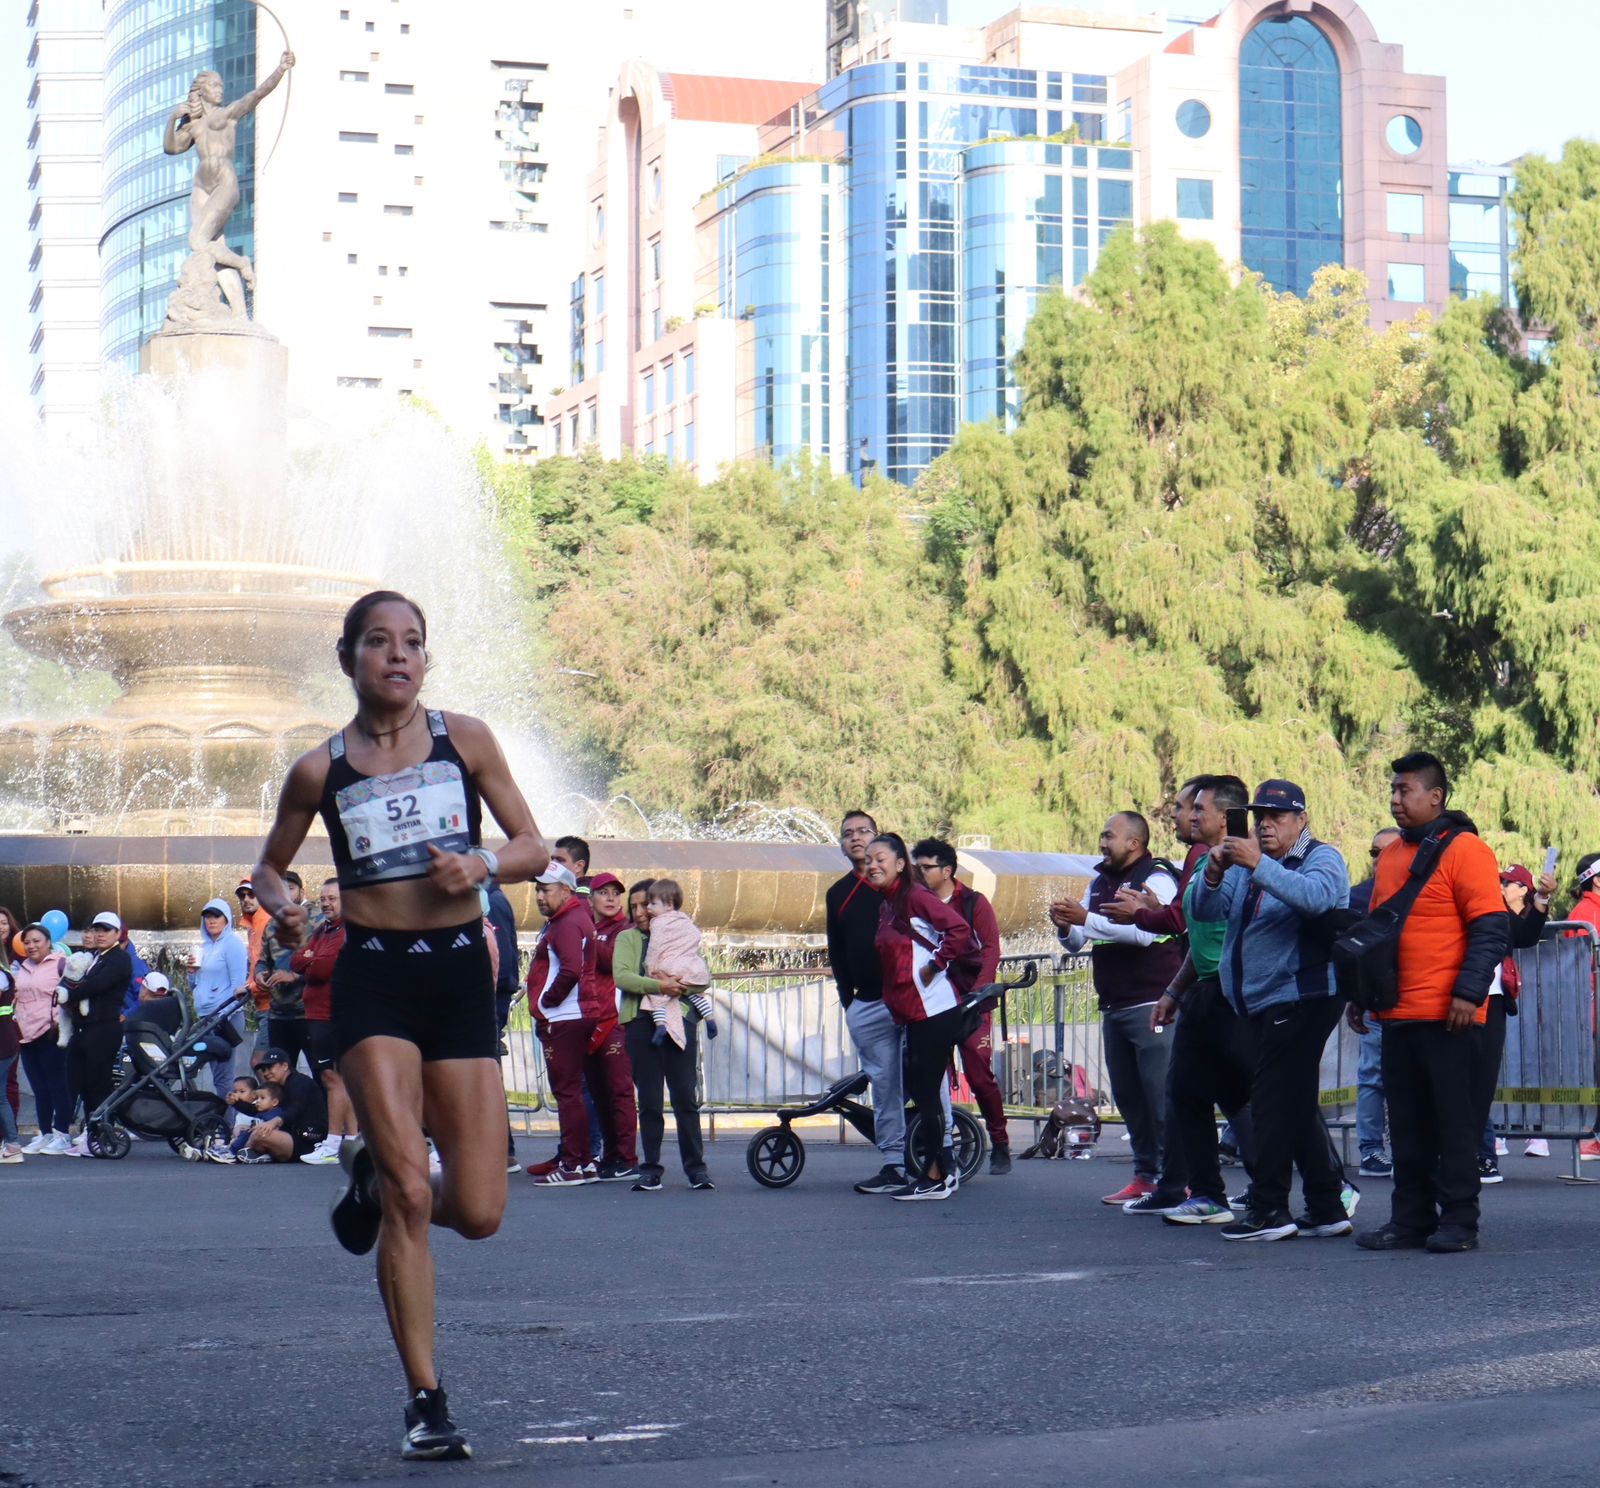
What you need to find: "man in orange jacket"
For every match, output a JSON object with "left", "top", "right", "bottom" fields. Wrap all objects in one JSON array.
[{"left": 1354, "top": 751, "right": 1508, "bottom": 1255}]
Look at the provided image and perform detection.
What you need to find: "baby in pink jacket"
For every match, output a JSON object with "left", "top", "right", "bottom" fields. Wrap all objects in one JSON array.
[{"left": 642, "top": 878, "right": 717, "bottom": 1048}]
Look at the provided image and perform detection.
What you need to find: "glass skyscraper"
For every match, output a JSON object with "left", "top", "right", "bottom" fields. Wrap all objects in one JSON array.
[
  {"left": 803, "top": 59, "right": 1124, "bottom": 484},
  {"left": 101, "top": 0, "right": 258, "bottom": 368},
  {"left": 962, "top": 138, "right": 1133, "bottom": 427}
]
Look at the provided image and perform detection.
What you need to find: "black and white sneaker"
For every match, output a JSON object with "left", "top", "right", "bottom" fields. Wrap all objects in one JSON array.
[
  {"left": 1295, "top": 1213, "right": 1354, "bottom": 1237},
  {"left": 1478, "top": 1156, "right": 1503, "bottom": 1185},
  {"left": 689, "top": 1178, "right": 716, "bottom": 1191},
  {"left": 854, "top": 1165, "right": 909, "bottom": 1195},
  {"left": 331, "top": 1137, "right": 383, "bottom": 1256},
  {"left": 401, "top": 1384, "right": 471, "bottom": 1461},
  {"left": 596, "top": 1163, "right": 643, "bottom": 1183},
  {"left": 1219, "top": 1208, "right": 1298, "bottom": 1242},
  {"left": 892, "top": 1176, "right": 954, "bottom": 1202},
  {"left": 630, "top": 1174, "right": 663, "bottom": 1192}
]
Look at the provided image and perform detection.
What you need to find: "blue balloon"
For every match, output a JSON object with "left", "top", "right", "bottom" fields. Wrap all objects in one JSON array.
[{"left": 41, "top": 909, "right": 69, "bottom": 942}]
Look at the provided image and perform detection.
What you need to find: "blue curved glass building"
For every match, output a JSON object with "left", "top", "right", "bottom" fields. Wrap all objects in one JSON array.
[
  {"left": 706, "top": 159, "right": 844, "bottom": 467},
  {"left": 962, "top": 138, "right": 1133, "bottom": 427},
  {"left": 101, "top": 0, "right": 258, "bottom": 368}
]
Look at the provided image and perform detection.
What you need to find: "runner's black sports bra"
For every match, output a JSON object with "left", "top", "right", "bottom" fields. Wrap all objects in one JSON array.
[{"left": 320, "top": 709, "right": 483, "bottom": 890}]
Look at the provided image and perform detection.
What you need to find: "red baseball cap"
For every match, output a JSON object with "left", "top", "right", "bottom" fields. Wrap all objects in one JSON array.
[
  {"left": 1498, "top": 864, "right": 1534, "bottom": 890},
  {"left": 589, "top": 871, "right": 625, "bottom": 893}
]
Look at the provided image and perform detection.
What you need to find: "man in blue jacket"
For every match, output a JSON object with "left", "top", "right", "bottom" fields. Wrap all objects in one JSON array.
[{"left": 1191, "top": 779, "right": 1350, "bottom": 1243}]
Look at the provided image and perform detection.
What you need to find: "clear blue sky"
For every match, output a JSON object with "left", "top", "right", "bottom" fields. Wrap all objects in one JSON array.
[{"left": 1, "top": 0, "right": 1595, "bottom": 404}]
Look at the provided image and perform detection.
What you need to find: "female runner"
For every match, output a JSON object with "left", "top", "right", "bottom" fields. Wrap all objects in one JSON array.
[{"left": 253, "top": 590, "right": 548, "bottom": 1462}]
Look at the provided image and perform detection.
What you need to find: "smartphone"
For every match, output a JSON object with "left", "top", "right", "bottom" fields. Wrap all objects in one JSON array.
[
  {"left": 1542, "top": 846, "right": 1558, "bottom": 877},
  {"left": 1225, "top": 808, "right": 1251, "bottom": 840}
]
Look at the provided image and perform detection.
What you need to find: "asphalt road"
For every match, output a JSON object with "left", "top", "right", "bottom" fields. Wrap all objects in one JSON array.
[{"left": 5, "top": 1133, "right": 1600, "bottom": 1487}]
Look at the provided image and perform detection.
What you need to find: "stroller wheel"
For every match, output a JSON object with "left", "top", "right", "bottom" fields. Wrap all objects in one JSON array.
[
  {"left": 87, "top": 1121, "right": 132, "bottom": 1161},
  {"left": 745, "top": 1125, "right": 806, "bottom": 1188},
  {"left": 906, "top": 1109, "right": 986, "bottom": 1183}
]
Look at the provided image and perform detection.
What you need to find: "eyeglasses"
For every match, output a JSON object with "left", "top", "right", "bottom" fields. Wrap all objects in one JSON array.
[{"left": 913, "top": 861, "right": 945, "bottom": 873}]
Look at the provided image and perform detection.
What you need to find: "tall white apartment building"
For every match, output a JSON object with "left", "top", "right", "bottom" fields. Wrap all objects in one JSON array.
[
  {"left": 25, "top": 0, "right": 105, "bottom": 431},
  {"left": 252, "top": 0, "right": 824, "bottom": 457}
]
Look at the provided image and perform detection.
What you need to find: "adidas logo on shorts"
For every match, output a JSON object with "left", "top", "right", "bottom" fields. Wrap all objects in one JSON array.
[
  {"left": 361, "top": 936, "right": 385, "bottom": 952},
  {"left": 450, "top": 932, "right": 472, "bottom": 949},
  {"left": 408, "top": 939, "right": 431, "bottom": 954}
]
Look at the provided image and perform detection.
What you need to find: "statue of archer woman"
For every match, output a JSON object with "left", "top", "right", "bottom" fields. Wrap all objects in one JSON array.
[{"left": 162, "top": 51, "right": 294, "bottom": 323}]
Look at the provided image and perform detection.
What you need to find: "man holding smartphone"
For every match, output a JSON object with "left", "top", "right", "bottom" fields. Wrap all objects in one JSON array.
[{"left": 1190, "top": 780, "right": 1351, "bottom": 1242}]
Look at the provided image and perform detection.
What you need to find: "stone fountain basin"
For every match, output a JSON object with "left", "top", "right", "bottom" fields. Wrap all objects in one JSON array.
[
  {"left": 4, "top": 590, "right": 352, "bottom": 723},
  {"left": 0, "top": 836, "right": 1092, "bottom": 941}
]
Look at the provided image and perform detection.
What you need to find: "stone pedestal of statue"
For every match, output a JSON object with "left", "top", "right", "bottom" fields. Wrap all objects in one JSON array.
[{"left": 139, "top": 328, "right": 289, "bottom": 456}]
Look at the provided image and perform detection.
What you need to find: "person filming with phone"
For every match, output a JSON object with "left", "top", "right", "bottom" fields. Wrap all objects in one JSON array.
[{"left": 1189, "top": 780, "right": 1351, "bottom": 1243}]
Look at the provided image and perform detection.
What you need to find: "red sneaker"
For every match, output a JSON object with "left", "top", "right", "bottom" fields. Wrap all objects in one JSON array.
[
  {"left": 1101, "top": 1179, "right": 1156, "bottom": 1206},
  {"left": 1579, "top": 1139, "right": 1600, "bottom": 1162},
  {"left": 524, "top": 1158, "right": 560, "bottom": 1178}
]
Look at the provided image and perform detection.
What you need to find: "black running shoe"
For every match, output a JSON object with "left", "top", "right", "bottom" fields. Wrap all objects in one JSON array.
[
  {"left": 630, "top": 1174, "right": 663, "bottom": 1192},
  {"left": 402, "top": 1384, "right": 471, "bottom": 1461},
  {"left": 689, "top": 1177, "right": 716, "bottom": 1191},
  {"left": 330, "top": 1138, "right": 382, "bottom": 1256},
  {"left": 989, "top": 1144, "right": 1012, "bottom": 1177}
]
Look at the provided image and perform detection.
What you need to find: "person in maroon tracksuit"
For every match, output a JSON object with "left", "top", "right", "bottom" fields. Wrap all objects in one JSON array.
[
  {"left": 866, "top": 832, "right": 979, "bottom": 1202},
  {"left": 527, "top": 863, "right": 608, "bottom": 1186},
  {"left": 584, "top": 871, "right": 640, "bottom": 1181},
  {"left": 910, "top": 838, "right": 1008, "bottom": 1173}
]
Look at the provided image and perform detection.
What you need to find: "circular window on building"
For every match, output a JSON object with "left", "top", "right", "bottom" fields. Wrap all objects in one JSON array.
[
  {"left": 593, "top": 203, "right": 605, "bottom": 243},
  {"left": 650, "top": 165, "right": 662, "bottom": 208},
  {"left": 1176, "top": 99, "right": 1211, "bottom": 138},
  {"left": 1386, "top": 114, "right": 1423, "bottom": 155}
]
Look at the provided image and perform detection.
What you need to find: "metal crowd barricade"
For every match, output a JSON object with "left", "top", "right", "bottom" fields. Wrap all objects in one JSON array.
[
  {"left": 991, "top": 952, "right": 1104, "bottom": 1116},
  {"left": 698, "top": 968, "right": 853, "bottom": 1118},
  {"left": 498, "top": 948, "right": 1106, "bottom": 1144},
  {"left": 1319, "top": 1005, "right": 1364, "bottom": 1160},
  {"left": 1495, "top": 921, "right": 1599, "bottom": 1175}
]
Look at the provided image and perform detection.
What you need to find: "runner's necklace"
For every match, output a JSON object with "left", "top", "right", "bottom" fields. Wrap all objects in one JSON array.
[{"left": 357, "top": 702, "right": 421, "bottom": 742}]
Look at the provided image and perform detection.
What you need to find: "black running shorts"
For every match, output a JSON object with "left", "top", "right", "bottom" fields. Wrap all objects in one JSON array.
[
  {"left": 331, "top": 919, "right": 498, "bottom": 1062},
  {"left": 305, "top": 1018, "right": 340, "bottom": 1076}
]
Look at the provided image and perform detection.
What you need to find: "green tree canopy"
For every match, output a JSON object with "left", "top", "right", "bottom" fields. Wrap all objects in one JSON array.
[
  {"left": 929, "top": 223, "right": 1430, "bottom": 854},
  {"left": 536, "top": 459, "right": 967, "bottom": 832}
]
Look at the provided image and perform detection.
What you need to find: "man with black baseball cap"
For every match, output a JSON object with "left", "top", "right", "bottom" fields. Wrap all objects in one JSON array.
[{"left": 1191, "top": 778, "right": 1352, "bottom": 1242}]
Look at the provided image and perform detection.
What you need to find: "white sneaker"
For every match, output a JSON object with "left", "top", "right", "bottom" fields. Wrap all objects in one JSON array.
[
  {"left": 1525, "top": 1138, "right": 1550, "bottom": 1158},
  {"left": 62, "top": 1133, "right": 89, "bottom": 1158},
  {"left": 43, "top": 1132, "right": 74, "bottom": 1155},
  {"left": 299, "top": 1135, "right": 342, "bottom": 1165},
  {"left": 1494, "top": 1137, "right": 1509, "bottom": 1157},
  {"left": 0, "top": 1143, "right": 23, "bottom": 1164},
  {"left": 21, "top": 1133, "right": 50, "bottom": 1155}
]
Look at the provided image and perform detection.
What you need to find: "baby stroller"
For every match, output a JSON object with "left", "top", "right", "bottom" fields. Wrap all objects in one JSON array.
[
  {"left": 82, "top": 992, "right": 247, "bottom": 1160},
  {"left": 744, "top": 963, "right": 1038, "bottom": 1188}
]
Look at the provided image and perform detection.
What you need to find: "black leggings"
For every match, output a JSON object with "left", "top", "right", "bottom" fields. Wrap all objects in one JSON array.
[{"left": 903, "top": 1006, "right": 964, "bottom": 1175}]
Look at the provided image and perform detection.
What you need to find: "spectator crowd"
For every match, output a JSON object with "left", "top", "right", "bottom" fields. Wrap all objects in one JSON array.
[{"left": 3, "top": 770, "right": 1597, "bottom": 1254}]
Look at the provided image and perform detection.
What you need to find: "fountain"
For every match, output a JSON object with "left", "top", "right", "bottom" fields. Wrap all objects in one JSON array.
[{"left": 0, "top": 54, "right": 1092, "bottom": 941}]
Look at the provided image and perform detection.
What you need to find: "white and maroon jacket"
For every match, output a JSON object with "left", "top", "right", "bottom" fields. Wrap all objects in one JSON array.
[
  {"left": 527, "top": 895, "right": 602, "bottom": 1023},
  {"left": 875, "top": 879, "right": 979, "bottom": 1025}
]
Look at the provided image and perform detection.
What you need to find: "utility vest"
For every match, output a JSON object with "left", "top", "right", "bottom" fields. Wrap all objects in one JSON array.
[{"left": 1085, "top": 854, "right": 1184, "bottom": 1012}]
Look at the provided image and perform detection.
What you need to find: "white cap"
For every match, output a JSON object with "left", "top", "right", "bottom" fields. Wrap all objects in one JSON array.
[
  {"left": 143, "top": 971, "right": 170, "bottom": 994},
  {"left": 91, "top": 911, "right": 123, "bottom": 932},
  {"left": 534, "top": 863, "right": 579, "bottom": 890}
]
